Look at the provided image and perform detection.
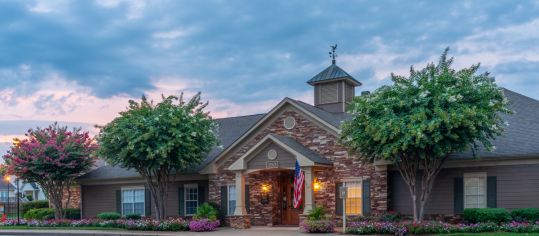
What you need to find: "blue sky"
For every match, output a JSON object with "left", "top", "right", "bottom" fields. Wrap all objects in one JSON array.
[{"left": 1, "top": 0, "right": 539, "bottom": 141}]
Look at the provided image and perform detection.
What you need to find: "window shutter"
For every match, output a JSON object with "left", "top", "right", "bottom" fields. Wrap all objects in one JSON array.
[
  {"left": 220, "top": 186, "right": 228, "bottom": 215},
  {"left": 145, "top": 189, "right": 151, "bottom": 217},
  {"left": 245, "top": 185, "right": 250, "bottom": 214},
  {"left": 178, "top": 187, "right": 185, "bottom": 216},
  {"left": 362, "top": 180, "right": 371, "bottom": 216},
  {"left": 454, "top": 177, "right": 464, "bottom": 214},
  {"left": 335, "top": 182, "right": 343, "bottom": 215},
  {"left": 198, "top": 184, "right": 206, "bottom": 205},
  {"left": 116, "top": 190, "right": 121, "bottom": 214},
  {"left": 487, "top": 176, "right": 497, "bottom": 208}
]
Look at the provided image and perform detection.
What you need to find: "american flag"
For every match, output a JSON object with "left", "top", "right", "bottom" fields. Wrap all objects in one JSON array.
[{"left": 293, "top": 160, "right": 305, "bottom": 209}]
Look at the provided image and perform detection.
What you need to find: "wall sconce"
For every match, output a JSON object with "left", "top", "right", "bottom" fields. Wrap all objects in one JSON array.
[
  {"left": 261, "top": 184, "right": 270, "bottom": 205},
  {"left": 313, "top": 179, "right": 322, "bottom": 191}
]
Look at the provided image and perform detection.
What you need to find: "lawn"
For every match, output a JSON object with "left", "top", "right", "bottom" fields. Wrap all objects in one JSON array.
[
  {"left": 0, "top": 225, "right": 125, "bottom": 231},
  {"left": 446, "top": 233, "right": 539, "bottom": 236}
]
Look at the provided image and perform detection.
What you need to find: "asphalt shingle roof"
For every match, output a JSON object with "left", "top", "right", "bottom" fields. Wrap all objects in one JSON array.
[
  {"left": 269, "top": 134, "right": 332, "bottom": 165},
  {"left": 307, "top": 64, "right": 361, "bottom": 85}
]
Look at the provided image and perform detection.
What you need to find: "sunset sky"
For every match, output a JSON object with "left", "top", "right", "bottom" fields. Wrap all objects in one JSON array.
[{"left": 1, "top": 0, "right": 539, "bottom": 153}]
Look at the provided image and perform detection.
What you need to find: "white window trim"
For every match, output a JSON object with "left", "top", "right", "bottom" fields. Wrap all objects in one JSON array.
[
  {"left": 344, "top": 179, "right": 363, "bottom": 216},
  {"left": 120, "top": 186, "right": 145, "bottom": 216},
  {"left": 184, "top": 183, "right": 199, "bottom": 216},
  {"left": 464, "top": 172, "right": 487, "bottom": 209},
  {"left": 227, "top": 185, "right": 236, "bottom": 216}
]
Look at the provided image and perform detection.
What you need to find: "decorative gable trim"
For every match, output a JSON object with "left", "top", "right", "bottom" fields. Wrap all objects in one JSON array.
[{"left": 200, "top": 98, "right": 339, "bottom": 174}]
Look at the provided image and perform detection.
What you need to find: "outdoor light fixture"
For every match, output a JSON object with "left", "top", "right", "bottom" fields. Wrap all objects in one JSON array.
[
  {"left": 313, "top": 180, "right": 321, "bottom": 191},
  {"left": 261, "top": 184, "right": 270, "bottom": 205}
]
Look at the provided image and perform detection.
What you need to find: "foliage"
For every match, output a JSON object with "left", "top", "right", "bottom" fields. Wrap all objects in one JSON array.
[
  {"left": 3, "top": 123, "right": 97, "bottom": 219},
  {"left": 378, "top": 211, "right": 402, "bottom": 222},
  {"left": 206, "top": 202, "right": 224, "bottom": 220},
  {"left": 24, "top": 208, "right": 80, "bottom": 220},
  {"left": 188, "top": 218, "right": 220, "bottom": 232},
  {"left": 511, "top": 208, "right": 539, "bottom": 222},
  {"left": 0, "top": 164, "right": 7, "bottom": 176},
  {"left": 97, "top": 212, "right": 121, "bottom": 220},
  {"left": 125, "top": 213, "right": 142, "bottom": 220},
  {"left": 341, "top": 48, "right": 511, "bottom": 222},
  {"left": 97, "top": 93, "right": 218, "bottom": 220},
  {"left": 21, "top": 200, "right": 49, "bottom": 214},
  {"left": 463, "top": 208, "right": 511, "bottom": 223},
  {"left": 300, "top": 219, "right": 335, "bottom": 233},
  {"left": 63, "top": 208, "right": 81, "bottom": 220},
  {"left": 306, "top": 206, "right": 328, "bottom": 221},
  {"left": 193, "top": 203, "right": 218, "bottom": 221},
  {"left": 346, "top": 220, "right": 539, "bottom": 235},
  {"left": 0, "top": 218, "right": 190, "bottom": 231}
]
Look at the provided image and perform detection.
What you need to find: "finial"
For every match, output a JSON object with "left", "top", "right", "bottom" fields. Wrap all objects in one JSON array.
[{"left": 329, "top": 44, "right": 338, "bottom": 65}]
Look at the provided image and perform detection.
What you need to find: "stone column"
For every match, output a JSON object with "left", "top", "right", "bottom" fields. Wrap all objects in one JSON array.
[
  {"left": 234, "top": 170, "right": 247, "bottom": 216},
  {"left": 302, "top": 166, "right": 314, "bottom": 215}
]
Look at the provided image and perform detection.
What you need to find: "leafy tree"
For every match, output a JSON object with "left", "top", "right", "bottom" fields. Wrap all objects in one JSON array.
[
  {"left": 97, "top": 93, "right": 218, "bottom": 220},
  {"left": 0, "top": 164, "right": 7, "bottom": 177},
  {"left": 341, "top": 49, "right": 511, "bottom": 222},
  {"left": 3, "top": 123, "right": 97, "bottom": 219}
]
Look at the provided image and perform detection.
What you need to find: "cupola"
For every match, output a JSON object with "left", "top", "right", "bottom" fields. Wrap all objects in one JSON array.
[{"left": 307, "top": 45, "right": 361, "bottom": 113}]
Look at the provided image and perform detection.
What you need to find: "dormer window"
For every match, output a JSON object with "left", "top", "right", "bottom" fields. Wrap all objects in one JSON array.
[{"left": 319, "top": 83, "right": 339, "bottom": 104}]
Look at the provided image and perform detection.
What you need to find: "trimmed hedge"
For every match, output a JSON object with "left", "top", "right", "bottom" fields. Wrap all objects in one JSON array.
[
  {"left": 512, "top": 208, "right": 539, "bottom": 222},
  {"left": 463, "top": 208, "right": 511, "bottom": 223},
  {"left": 24, "top": 208, "right": 80, "bottom": 220},
  {"left": 21, "top": 200, "right": 49, "bottom": 214},
  {"left": 97, "top": 212, "right": 121, "bottom": 220},
  {"left": 125, "top": 213, "right": 142, "bottom": 220}
]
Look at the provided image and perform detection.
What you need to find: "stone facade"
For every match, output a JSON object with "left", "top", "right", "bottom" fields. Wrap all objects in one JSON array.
[
  {"left": 62, "top": 185, "right": 81, "bottom": 209},
  {"left": 208, "top": 106, "right": 388, "bottom": 228},
  {"left": 229, "top": 215, "right": 251, "bottom": 229}
]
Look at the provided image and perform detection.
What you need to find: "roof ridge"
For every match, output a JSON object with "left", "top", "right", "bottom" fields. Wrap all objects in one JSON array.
[
  {"left": 214, "top": 113, "right": 266, "bottom": 121},
  {"left": 503, "top": 87, "right": 539, "bottom": 103}
]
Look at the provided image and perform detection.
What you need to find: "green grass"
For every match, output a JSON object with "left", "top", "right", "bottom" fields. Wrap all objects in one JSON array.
[
  {"left": 446, "top": 233, "right": 539, "bottom": 236},
  {"left": 0, "top": 226, "right": 126, "bottom": 231}
]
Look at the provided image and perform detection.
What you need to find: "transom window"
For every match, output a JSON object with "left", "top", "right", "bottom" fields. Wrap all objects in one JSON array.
[
  {"left": 122, "top": 188, "right": 145, "bottom": 216},
  {"left": 184, "top": 184, "right": 199, "bottom": 216},
  {"left": 464, "top": 173, "right": 487, "bottom": 209},
  {"left": 227, "top": 185, "right": 236, "bottom": 215},
  {"left": 345, "top": 181, "right": 362, "bottom": 215}
]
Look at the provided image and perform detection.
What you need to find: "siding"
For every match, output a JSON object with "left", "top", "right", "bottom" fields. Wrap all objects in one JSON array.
[
  {"left": 82, "top": 180, "right": 208, "bottom": 218},
  {"left": 389, "top": 163, "right": 539, "bottom": 215},
  {"left": 247, "top": 143, "right": 296, "bottom": 169}
]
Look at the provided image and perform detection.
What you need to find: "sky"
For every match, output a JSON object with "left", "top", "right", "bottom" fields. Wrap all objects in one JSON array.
[{"left": 1, "top": 0, "right": 539, "bottom": 153}]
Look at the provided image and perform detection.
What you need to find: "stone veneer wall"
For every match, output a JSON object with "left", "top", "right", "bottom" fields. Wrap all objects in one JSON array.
[
  {"left": 208, "top": 109, "right": 388, "bottom": 226},
  {"left": 62, "top": 185, "right": 81, "bottom": 209}
]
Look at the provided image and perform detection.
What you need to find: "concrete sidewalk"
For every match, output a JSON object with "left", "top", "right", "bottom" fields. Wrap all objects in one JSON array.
[{"left": 0, "top": 227, "right": 341, "bottom": 236}]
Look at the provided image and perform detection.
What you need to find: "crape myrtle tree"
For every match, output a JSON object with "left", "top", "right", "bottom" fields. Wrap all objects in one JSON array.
[
  {"left": 97, "top": 92, "right": 218, "bottom": 220},
  {"left": 340, "top": 49, "right": 511, "bottom": 222},
  {"left": 3, "top": 123, "right": 97, "bottom": 219}
]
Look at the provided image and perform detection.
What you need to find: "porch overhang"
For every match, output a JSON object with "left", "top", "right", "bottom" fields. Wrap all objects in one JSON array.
[{"left": 228, "top": 134, "right": 332, "bottom": 171}]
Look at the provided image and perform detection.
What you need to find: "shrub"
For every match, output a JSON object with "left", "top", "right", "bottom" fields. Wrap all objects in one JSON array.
[
  {"left": 463, "top": 208, "right": 511, "bottom": 223},
  {"left": 97, "top": 212, "right": 121, "bottom": 220},
  {"left": 193, "top": 203, "right": 218, "bottom": 221},
  {"left": 307, "top": 206, "right": 328, "bottom": 221},
  {"left": 188, "top": 218, "right": 220, "bottom": 232},
  {"left": 21, "top": 200, "right": 49, "bottom": 214},
  {"left": 512, "top": 208, "right": 539, "bottom": 222},
  {"left": 24, "top": 208, "right": 55, "bottom": 220},
  {"left": 378, "top": 211, "right": 401, "bottom": 222},
  {"left": 64, "top": 208, "right": 81, "bottom": 220},
  {"left": 206, "top": 202, "right": 224, "bottom": 220},
  {"left": 125, "top": 214, "right": 142, "bottom": 220},
  {"left": 300, "top": 219, "right": 335, "bottom": 233}
]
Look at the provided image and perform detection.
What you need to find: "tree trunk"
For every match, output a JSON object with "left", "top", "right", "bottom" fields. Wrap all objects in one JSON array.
[
  {"left": 141, "top": 166, "right": 172, "bottom": 220},
  {"left": 41, "top": 180, "right": 68, "bottom": 219}
]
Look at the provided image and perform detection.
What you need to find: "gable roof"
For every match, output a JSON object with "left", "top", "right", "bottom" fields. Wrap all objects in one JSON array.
[
  {"left": 307, "top": 64, "right": 361, "bottom": 86},
  {"left": 270, "top": 134, "right": 332, "bottom": 165},
  {"left": 451, "top": 88, "right": 539, "bottom": 159}
]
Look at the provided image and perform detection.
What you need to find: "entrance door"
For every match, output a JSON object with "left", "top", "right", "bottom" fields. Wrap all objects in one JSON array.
[{"left": 281, "top": 173, "right": 302, "bottom": 225}]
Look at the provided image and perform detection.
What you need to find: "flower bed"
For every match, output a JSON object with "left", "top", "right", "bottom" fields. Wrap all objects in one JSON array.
[
  {"left": 0, "top": 218, "right": 191, "bottom": 231},
  {"left": 189, "top": 219, "right": 220, "bottom": 232},
  {"left": 346, "top": 220, "right": 539, "bottom": 235},
  {"left": 300, "top": 219, "right": 335, "bottom": 233}
]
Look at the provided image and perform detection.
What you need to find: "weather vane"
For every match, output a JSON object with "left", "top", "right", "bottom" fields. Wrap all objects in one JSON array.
[{"left": 329, "top": 44, "right": 338, "bottom": 65}]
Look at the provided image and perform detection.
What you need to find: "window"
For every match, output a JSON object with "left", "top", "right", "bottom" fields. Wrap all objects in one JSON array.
[
  {"left": 319, "top": 83, "right": 339, "bottom": 104},
  {"left": 122, "top": 188, "right": 145, "bottom": 216},
  {"left": 184, "top": 184, "right": 199, "bottom": 216},
  {"left": 227, "top": 185, "right": 236, "bottom": 215},
  {"left": 345, "top": 181, "right": 362, "bottom": 215},
  {"left": 0, "top": 191, "right": 8, "bottom": 202},
  {"left": 464, "top": 173, "right": 487, "bottom": 209}
]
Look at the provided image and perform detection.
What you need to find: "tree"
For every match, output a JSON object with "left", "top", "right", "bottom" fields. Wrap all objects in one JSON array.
[
  {"left": 97, "top": 93, "right": 218, "bottom": 220},
  {"left": 3, "top": 123, "right": 97, "bottom": 219},
  {"left": 340, "top": 48, "right": 511, "bottom": 222}
]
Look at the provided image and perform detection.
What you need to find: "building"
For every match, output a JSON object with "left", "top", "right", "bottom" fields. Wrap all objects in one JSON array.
[{"left": 77, "top": 57, "right": 539, "bottom": 228}]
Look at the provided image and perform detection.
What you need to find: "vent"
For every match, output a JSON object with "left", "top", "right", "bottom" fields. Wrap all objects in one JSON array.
[
  {"left": 319, "top": 83, "right": 339, "bottom": 104},
  {"left": 283, "top": 116, "right": 296, "bottom": 129}
]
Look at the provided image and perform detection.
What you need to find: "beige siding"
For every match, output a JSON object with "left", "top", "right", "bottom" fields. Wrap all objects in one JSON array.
[
  {"left": 389, "top": 163, "right": 539, "bottom": 215},
  {"left": 246, "top": 143, "right": 296, "bottom": 169}
]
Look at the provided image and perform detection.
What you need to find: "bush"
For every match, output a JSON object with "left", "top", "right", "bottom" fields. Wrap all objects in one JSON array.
[
  {"left": 307, "top": 206, "right": 328, "bottom": 221},
  {"left": 97, "top": 212, "right": 121, "bottom": 220},
  {"left": 193, "top": 203, "right": 218, "bottom": 221},
  {"left": 378, "top": 211, "right": 401, "bottom": 222},
  {"left": 188, "top": 218, "right": 220, "bottom": 232},
  {"left": 24, "top": 208, "right": 55, "bottom": 220},
  {"left": 512, "top": 208, "right": 539, "bottom": 222},
  {"left": 463, "top": 208, "right": 511, "bottom": 223},
  {"left": 206, "top": 202, "right": 224, "bottom": 220},
  {"left": 125, "top": 213, "right": 142, "bottom": 220},
  {"left": 21, "top": 200, "right": 49, "bottom": 214},
  {"left": 64, "top": 208, "right": 81, "bottom": 220},
  {"left": 300, "top": 219, "right": 335, "bottom": 233}
]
